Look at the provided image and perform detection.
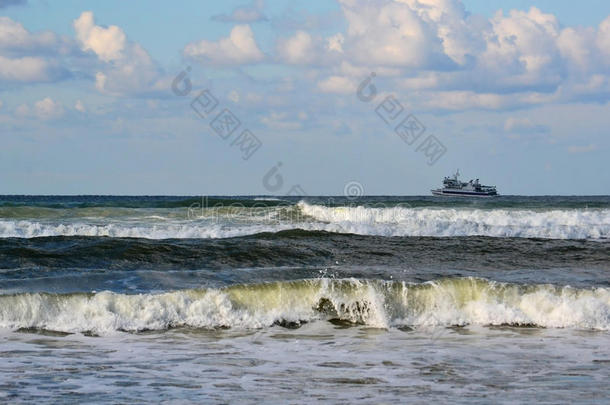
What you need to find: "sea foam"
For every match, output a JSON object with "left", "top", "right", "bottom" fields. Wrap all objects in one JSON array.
[
  {"left": 0, "top": 203, "right": 608, "bottom": 240},
  {"left": 1, "top": 278, "right": 608, "bottom": 335},
  {"left": 298, "top": 202, "right": 610, "bottom": 239}
]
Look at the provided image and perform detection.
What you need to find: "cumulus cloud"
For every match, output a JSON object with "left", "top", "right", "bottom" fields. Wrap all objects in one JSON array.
[
  {"left": 557, "top": 27, "right": 596, "bottom": 71},
  {"left": 277, "top": 31, "right": 315, "bottom": 64},
  {"left": 266, "top": 1, "right": 610, "bottom": 110},
  {"left": 73, "top": 11, "right": 167, "bottom": 96},
  {"left": 212, "top": 0, "right": 266, "bottom": 23},
  {"left": 476, "top": 7, "right": 563, "bottom": 90},
  {"left": 596, "top": 16, "right": 610, "bottom": 64},
  {"left": 93, "top": 43, "right": 165, "bottom": 96},
  {"left": 3, "top": 0, "right": 610, "bottom": 115},
  {"left": 331, "top": 1, "right": 567, "bottom": 92},
  {"left": 0, "top": 55, "right": 55, "bottom": 81},
  {"left": 0, "top": 16, "right": 59, "bottom": 51},
  {"left": 337, "top": 0, "right": 453, "bottom": 68},
  {"left": 184, "top": 25, "right": 264, "bottom": 65},
  {"left": 16, "top": 97, "right": 64, "bottom": 120},
  {"left": 34, "top": 97, "right": 63, "bottom": 119},
  {"left": 0, "top": 17, "right": 70, "bottom": 83},
  {"left": 74, "top": 11, "right": 125, "bottom": 62},
  {"left": 326, "top": 33, "right": 344, "bottom": 53},
  {"left": 261, "top": 111, "right": 303, "bottom": 130},
  {"left": 74, "top": 99, "right": 85, "bottom": 112}
]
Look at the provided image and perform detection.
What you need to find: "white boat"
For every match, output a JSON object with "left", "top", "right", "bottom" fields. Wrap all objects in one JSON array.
[{"left": 432, "top": 170, "right": 498, "bottom": 197}]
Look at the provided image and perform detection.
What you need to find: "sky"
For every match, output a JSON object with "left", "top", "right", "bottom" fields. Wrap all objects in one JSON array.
[{"left": 0, "top": 0, "right": 608, "bottom": 195}]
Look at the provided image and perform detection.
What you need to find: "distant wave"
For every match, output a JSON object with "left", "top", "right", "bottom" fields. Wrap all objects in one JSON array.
[
  {"left": 0, "top": 202, "right": 608, "bottom": 240},
  {"left": 298, "top": 202, "right": 610, "bottom": 240},
  {"left": 0, "top": 220, "right": 294, "bottom": 239},
  {"left": 1, "top": 278, "right": 608, "bottom": 334}
]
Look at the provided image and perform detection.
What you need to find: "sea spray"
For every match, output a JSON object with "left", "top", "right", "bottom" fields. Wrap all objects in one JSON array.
[
  {"left": 1, "top": 203, "right": 608, "bottom": 240},
  {"left": 1, "top": 278, "right": 608, "bottom": 334}
]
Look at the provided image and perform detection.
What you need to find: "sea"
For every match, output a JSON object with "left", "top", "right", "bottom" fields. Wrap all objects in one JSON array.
[{"left": 0, "top": 195, "right": 608, "bottom": 403}]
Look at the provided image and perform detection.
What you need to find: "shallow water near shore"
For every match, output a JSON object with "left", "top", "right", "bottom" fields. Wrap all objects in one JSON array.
[{"left": 2, "top": 324, "right": 609, "bottom": 403}]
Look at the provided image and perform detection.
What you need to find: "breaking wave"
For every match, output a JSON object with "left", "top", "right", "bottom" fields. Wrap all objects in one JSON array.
[
  {"left": 0, "top": 202, "right": 608, "bottom": 240},
  {"left": 298, "top": 202, "right": 610, "bottom": 240},
  {"left": 0, "top": 219, "right": 292, "bottom": 239},
  {"left": 1, "top": 278, "right": 608, "bottom": 334}
]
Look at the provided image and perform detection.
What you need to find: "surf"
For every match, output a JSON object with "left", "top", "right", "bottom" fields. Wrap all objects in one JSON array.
[
  {"left": 0, "top": 199, "right": 608, "bottom": 240},
  {"left": 1, "top": 277, "right": 608, "bottom": 335},
  {"left": 297, "top": 202, "right": 610, "bottom": 240}
]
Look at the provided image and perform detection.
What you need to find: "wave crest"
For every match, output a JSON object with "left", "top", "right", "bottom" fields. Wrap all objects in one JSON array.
[
  {"left": 0, "top": 202, "right": 608, "bottom": 240},
  {"left": 298, "top": 202, "right": 610, "bottom": 239},
  {"left": 1, "top": 278, "right": 608, "bottom": 334}
]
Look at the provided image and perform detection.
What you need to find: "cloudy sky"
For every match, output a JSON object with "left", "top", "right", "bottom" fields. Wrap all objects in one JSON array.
[{"left": 1, "top": 0, "right": 608, "bottom": 195}]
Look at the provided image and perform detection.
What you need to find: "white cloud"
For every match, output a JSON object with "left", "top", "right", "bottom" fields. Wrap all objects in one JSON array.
[
  {"left": 478, "top": 7, "right": 561, "bottom": 88},
  {"left": 0, "top": 12, "right": 167, "bottom": 94},
  {"left": 326, "top": 33, "right": 344, "bottom": 53},
  {"left": 597, "top": 16, "right": 610, "bottom": 64},
  {"left": 277, "top": 0, "right": 480, "bottom": 71},
  {"left": 34, "top": 97, "right": 63, "bottom": 119},
  {"left": 277, "top": 31, "right": 314, "bottom": 64},
  {"left": 184, "top": 25, "right": 264, "bottom": 65},
  {"left": 74, "top": 99, "right": 85, "bottom": 112},
  {"left": 338, "top": 0, "right": 451, "bottom": 68},
  {"left": 74, "top": 11, "right": 125, "bottom": 62},
  {"left": 266, "top": 1, "right": 610, "bottom": 111},
  {"left": 0, "top": 17, "right": 70, "bottom": 83},
  {"left": 398, "top": 0, "right": 486, "bottom": 66},
  {"left": 557, "top": 27, "right": 596, "bottom": 71},
  {"left": 0, "top": 16, "right": 59, "bottom": 51},
  {"left": 72, "top": 11, "right": 167, "bottom": 96},
  {"left": 277, "top": 30, "right": 314, "bottom": 64},
  {"left": 16, "top": 97, "right": 64, "bottom": 120},
  {"left": 0, "top": 55, "right": 55, "bottom": 82},
  {"left": 261, "top": 111, "right": 302, "bottom": 130},
  {"left": 91, "top": 43, "right": 164, "bottom": 96},
  {"left": 317, "top": 76, "right": 355, "bottom": 94}
]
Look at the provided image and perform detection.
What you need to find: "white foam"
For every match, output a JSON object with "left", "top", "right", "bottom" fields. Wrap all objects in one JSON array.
[
  {"left": 0, "top": 219, "right": 294, "bottom": 239},
  {"left": 1, "top": 279, "right": 608, "bottom": 334},
  {"left": 299, "top": 202, "right": 610, "bottom": 239},
  {"left": 1, "top": 203, "right": 608, "bottom": 240}
]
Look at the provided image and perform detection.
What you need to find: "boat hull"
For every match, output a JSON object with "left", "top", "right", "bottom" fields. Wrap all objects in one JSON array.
[{"left": 431, "top": 189, "right": 497, "bottom": 197}]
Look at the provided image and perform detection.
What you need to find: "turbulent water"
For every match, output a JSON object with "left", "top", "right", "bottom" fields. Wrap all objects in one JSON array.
[{"left": 1, "top": 195, "right": 609, "bottom": 403}]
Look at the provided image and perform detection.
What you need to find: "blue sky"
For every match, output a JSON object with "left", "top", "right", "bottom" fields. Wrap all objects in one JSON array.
[{"left": 0, "top": 0, "right": 608, "bottom": 195}]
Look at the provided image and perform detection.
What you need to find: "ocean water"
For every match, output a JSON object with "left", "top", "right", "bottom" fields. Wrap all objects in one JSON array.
[{"left": 0, "top": 195, "right": 609, "bottom": 403}]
